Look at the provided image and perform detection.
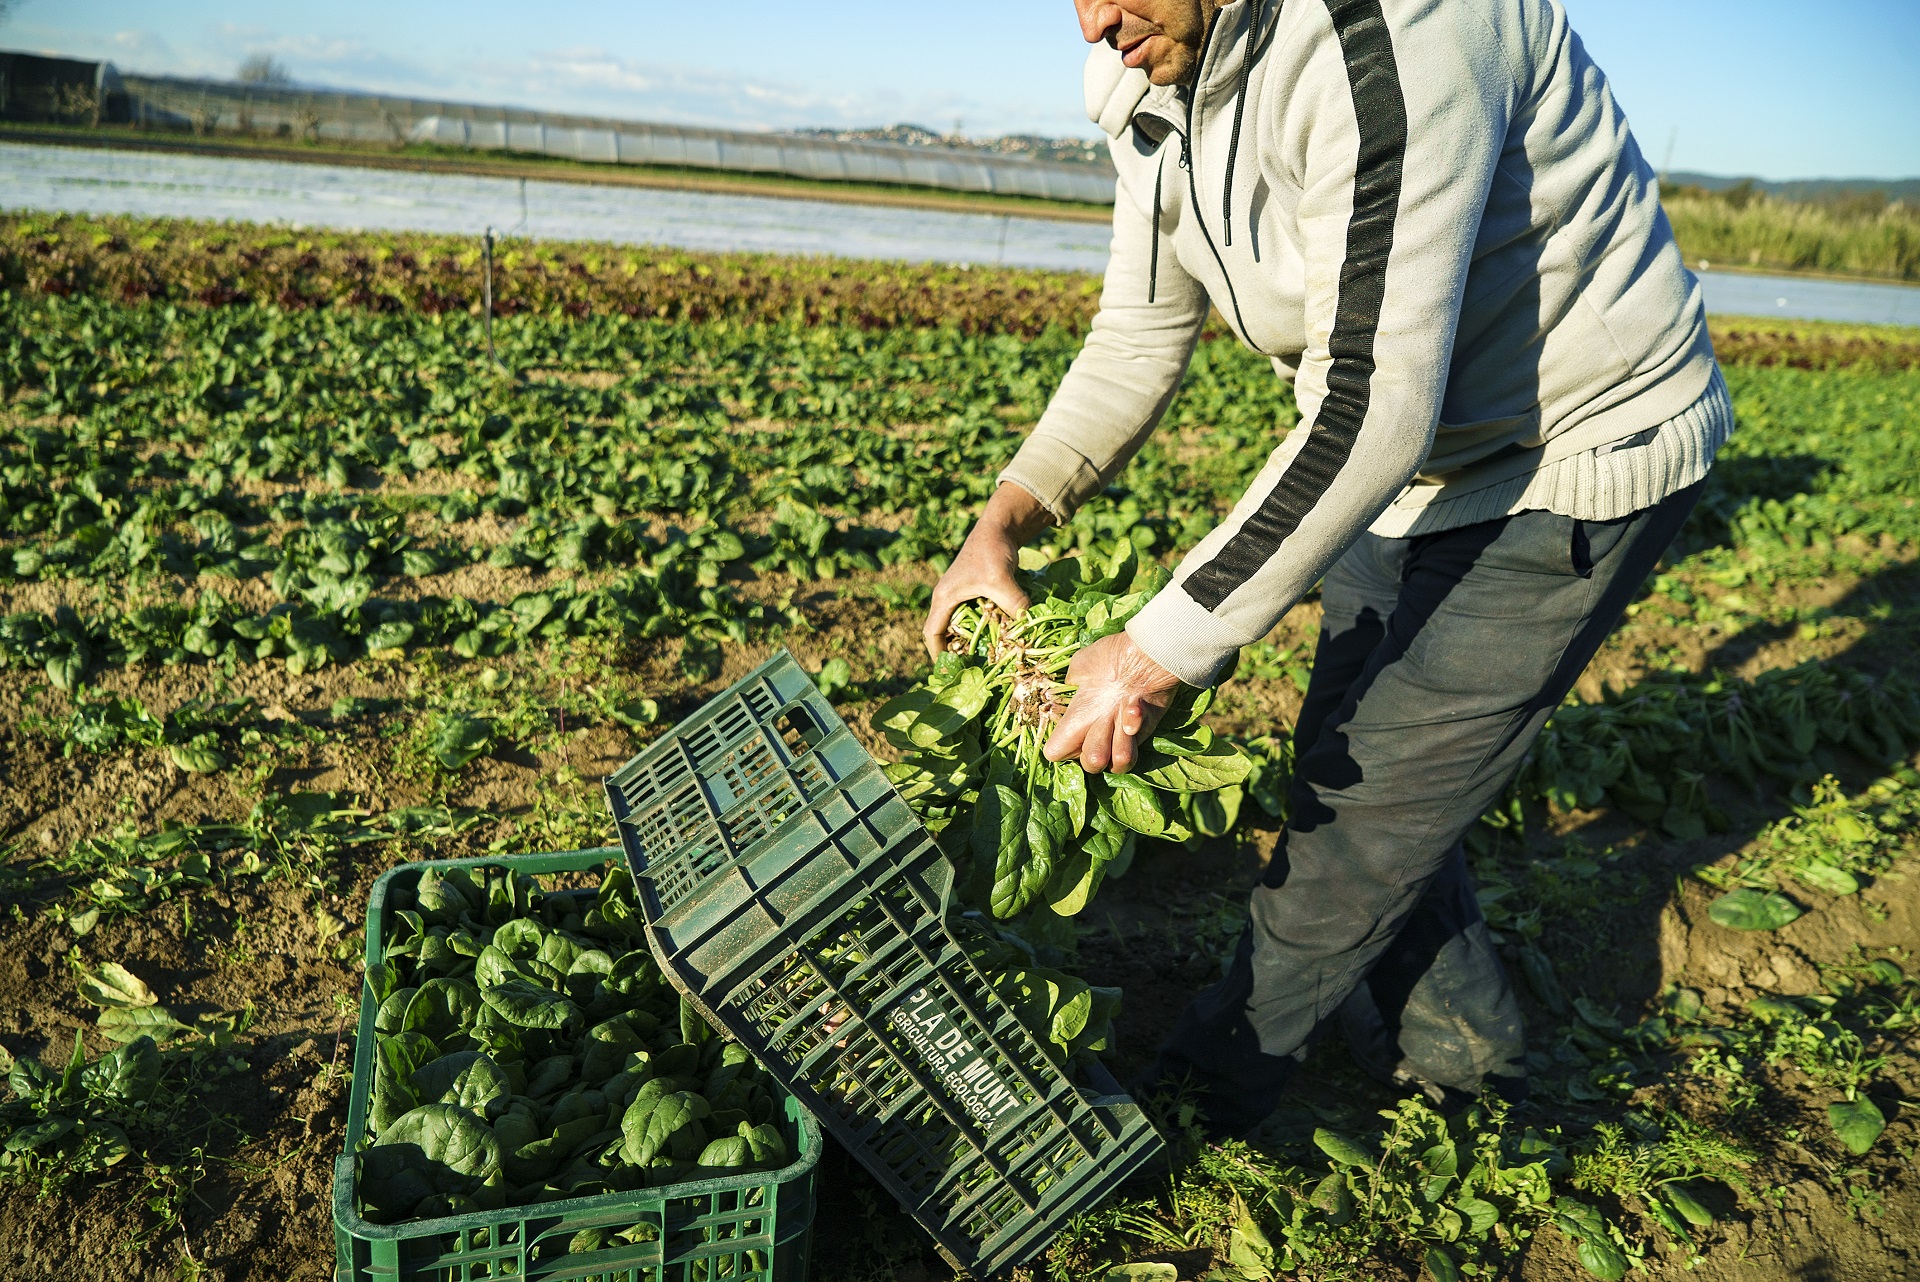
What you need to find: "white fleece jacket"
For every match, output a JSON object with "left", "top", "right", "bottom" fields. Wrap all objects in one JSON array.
[{"left": 998, "top": 0, "right": 1719, "bottom": 686}]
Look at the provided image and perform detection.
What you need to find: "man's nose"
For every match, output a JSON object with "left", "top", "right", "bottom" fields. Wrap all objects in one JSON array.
[{"left": 1074, "top": 0, "right": 1125, "bottom": 44}]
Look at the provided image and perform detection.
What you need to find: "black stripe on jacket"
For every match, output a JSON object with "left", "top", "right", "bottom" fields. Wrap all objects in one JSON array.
[{"left": 1180, "top": 0, "right": 1408, "bottom": 613}]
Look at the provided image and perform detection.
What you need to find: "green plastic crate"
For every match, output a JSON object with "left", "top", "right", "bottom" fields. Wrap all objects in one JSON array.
[
  {"left": 603, "top": 651, "right": 1164, "bottom": 1275},
  {"left": 333, "top": 847, "right": 822, "bottom": 1282}
]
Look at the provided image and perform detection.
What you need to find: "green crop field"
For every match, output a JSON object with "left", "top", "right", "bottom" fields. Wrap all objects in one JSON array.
[{"left": 0, "top": 212, "right": 1916, "bottom": 1282}]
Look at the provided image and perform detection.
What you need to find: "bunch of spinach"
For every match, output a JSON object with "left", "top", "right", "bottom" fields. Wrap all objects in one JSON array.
[
  {"left": 874, "top": 540, "right": 1255, "bottom": 924},
  {"left": 357, "top": 861, "right": 791, "bottom": 1224}
]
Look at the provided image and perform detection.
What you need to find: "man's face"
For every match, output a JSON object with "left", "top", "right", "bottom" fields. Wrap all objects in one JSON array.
[{"left": 1073, "top": 0, "right": 1215, "bottom": 87}]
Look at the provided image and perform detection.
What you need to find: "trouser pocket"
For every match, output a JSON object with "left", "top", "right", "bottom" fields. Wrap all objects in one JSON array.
[
  {"left": 1572, "top": 512, "right": 1635, "bottom": 578},
  {"left": 1458, "top": 507, "right": 1640, "bottom": 580}
]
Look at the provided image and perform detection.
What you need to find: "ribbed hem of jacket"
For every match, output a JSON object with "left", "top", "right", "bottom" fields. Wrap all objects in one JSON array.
[
  {"left": 1125, "top": 366, "right": 1733, "bottom": 688},
  {"left": 1368, "top": 365, "right": 1733, "bottom": 539}
]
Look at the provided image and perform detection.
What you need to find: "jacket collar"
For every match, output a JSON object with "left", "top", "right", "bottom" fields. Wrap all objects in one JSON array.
[{"left": 1084, "top": 44, "right": 1153, "bottom": 138}]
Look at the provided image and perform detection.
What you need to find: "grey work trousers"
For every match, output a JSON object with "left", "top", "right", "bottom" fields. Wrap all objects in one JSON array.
[{"left": 1147, "top": 480, "right": 1705, "bottom": 1136}]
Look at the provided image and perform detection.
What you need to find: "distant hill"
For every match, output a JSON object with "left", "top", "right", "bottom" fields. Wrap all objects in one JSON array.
[{"left": 1666, "top": 171, "right": 1920, "bottom": 204}]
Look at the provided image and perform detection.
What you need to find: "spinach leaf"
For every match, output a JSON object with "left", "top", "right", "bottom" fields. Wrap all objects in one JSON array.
[
  {"left": 696, "top": 1135, "right": 751, "bottom": 1169},
  {"left": 637, "top": 1091, "right": 711, "bottom": 1165},
  {"left": 489, "top": 918, "right": 549, "bottom": 960},
  {"left": 1107, "top": 773, "right": 1171, "bottom": 837},
  {"left": 1054, "top": 761, "right": 1089, "bottom": 837},
  {"left": 985, "top": 785, "right": 1032, "bottom": 920},
  {"left": 741, "top": 1121, "right": 789, "bottom": 1167},
  {"left": 933, "top": 667, "right": 993, "bottom": 721},
  {"left": 426, "top": 713, "right": 495, "bottom": 772},
  {"left": 403, "top": 978, "right": 482, "bottom": 1046},
  {"left": 375, "top": 987, "right": 419, "bottom": 1035},
  {"left": 480, "top": 977, "right": 582, "bottom": 1031},
  {"left": 78, "top": 1037, "right": 162, "bottom": 1103},
  {"left": 76, "top": 962, "right": 158, "bottom": 1010},
  {"left": 1042, "top": 844, "right": 1100, "bottom": 917},
  {"left": 1707, "top": 888, "right": 1803, "bottom": 931},
  {"left": 364, "top": 962, "right": 401, "bottom": 1007},
  {"left": 1139, "top": 739, "right": 1253, "bottom": 791},
  {"left": 1147, "top": 723, "right": 1215, "bottom": 758},
  {"left": 580, "top": 1016, "right": 649, "bottom": 1083},
  {"left": 372, "top": 1032, "right": 439, "bottom": 1133},
  {"left": 415, "top": 865, "right": 481, "bottom": 924},
  {"left": 475, "top": 945, "right": 523, "bottom": 991},
  {"left": 536, "top": 930, "right": 587, "bottom": 976},
  {"left": 95, "top": 1006, "right": 191, "bottom": 1045},
  {"left": 524, "top": 1054, "right": 575, "bottom": 1100},
  {"left": 1182, "top": 783, "right": 1243, "bottom": 838},
  {"left": 362, "top": 1103, "right": 504, "bottom": 1220},
  {"left": 412, "top": 1051, "right": 511, "bottom": 1120}
]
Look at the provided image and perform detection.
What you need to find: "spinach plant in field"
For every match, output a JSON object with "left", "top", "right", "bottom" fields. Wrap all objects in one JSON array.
[
  {"left": 0, "top": 1005, "right": 249, "bottom": 1185},
  {"left": 1, "top": 1034, "right": 164, "bottom": 1177},
  {"left": 1179, "top": 1096, "right": 1648, "bottom": 1282}
]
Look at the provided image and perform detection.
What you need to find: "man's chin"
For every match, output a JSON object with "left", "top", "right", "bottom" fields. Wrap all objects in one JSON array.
[{"left": 1144, "top": 53, "right": 1194, "bottom": 87}]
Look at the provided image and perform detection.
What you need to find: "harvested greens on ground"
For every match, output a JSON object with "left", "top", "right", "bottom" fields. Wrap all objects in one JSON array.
[
  {"left": 355, "top": 861, "right": 790, "bottom": 1224},
  {"left": 875, "top": 540, "right": 1278, "bottom": 926}
]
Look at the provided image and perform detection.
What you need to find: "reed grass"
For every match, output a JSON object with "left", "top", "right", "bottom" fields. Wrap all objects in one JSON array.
[{"left": 1664, "top": 185, "right": 1920, "bottom": 283}]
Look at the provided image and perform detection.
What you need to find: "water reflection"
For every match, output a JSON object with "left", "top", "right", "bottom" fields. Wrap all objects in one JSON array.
[
  {"left": 1692, "top": 266, "right": 1920, "bottom": 327},
  {"left": 0, "top": 141, "right": 1111, "bottom": 273}
]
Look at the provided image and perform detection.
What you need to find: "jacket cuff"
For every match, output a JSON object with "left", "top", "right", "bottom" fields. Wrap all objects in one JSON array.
[
  {"left": 1125, "top": 587, "right": 1247, "bottom": 688},
  {"left": 996, "top": 435, "right": 1108, "bottom": 525}
]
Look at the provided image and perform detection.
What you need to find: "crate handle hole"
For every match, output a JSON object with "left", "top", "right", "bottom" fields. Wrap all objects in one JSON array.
[{"left": 780, "top": 707, "right": 825, "bottom": 756}]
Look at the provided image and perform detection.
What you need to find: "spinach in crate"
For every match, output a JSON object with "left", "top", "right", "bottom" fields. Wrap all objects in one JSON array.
[{"left": 355, "top": 861, "right": 789, "bottom": 1224}]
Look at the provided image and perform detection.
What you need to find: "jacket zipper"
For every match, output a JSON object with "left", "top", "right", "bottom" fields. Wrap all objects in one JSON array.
[{"left": 1183, "top": 4, "right": 1266, "bottom": 354}]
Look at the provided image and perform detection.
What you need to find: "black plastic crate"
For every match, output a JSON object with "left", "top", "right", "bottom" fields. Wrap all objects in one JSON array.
[{"left": 604, "top": 651, "right": 1163, "bottom": 1274}]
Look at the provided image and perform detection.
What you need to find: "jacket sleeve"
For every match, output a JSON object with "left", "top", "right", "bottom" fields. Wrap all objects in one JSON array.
[
  {"left": 1127, "top": 4, "right": 1513, "bottom": 687},
  {"left": 996, "top": 139, "right": 1210, "bottom": 522}
]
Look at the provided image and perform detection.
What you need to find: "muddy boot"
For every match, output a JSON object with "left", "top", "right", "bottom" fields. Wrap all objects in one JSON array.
[{"left": 1336, "top": 956, "right": 1529, "bottom": 1110}]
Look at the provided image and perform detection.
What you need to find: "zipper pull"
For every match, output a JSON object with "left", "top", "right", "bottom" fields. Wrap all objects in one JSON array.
[{"left": 1179, "top": 135, "right": 1191, "bottom": 170}]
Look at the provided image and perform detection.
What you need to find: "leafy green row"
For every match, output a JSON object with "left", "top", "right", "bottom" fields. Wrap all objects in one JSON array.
[
  {"left": 0, "top": 956, "right": 252, "bottom": 1186},
  {"left": 5, "top": 295, "right": 1917, "bottom": 705},
  {"left": 0, "top": 290, "right": 1273, "bottom": 560},
  {"left": 0, "top": 564, "right": 789, "bottom": 692},
  {"left": 1202, "top": 1098, "right": 1628, "bottom": 1282},
  {"left": 1518, "top": 660, "right": 1920, "bottom": 839},
  {"left": 0, "top": 1031, "right": 246, "bottom": 1181}
]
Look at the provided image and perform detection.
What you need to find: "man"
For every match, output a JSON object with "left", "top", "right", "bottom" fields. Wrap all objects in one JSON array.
[{"left": 923, "top": 0, "right": 1730, "bottom": 1137}]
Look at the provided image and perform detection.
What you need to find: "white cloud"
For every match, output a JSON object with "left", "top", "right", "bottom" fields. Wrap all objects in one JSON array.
[
  {"left": 107, "top": 30, "right": 176, "bottom": 61},
  {"left": 476, "top": 47, "right": 921, "bottom": 134}
]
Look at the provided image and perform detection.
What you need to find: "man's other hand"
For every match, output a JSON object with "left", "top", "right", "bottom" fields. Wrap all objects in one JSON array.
[
  {"left": 923, "top": 483, "right": 1055, "bottom": 661},
  {"left": 1042, "top": 630, "right": 1182, "bottom": 774}
]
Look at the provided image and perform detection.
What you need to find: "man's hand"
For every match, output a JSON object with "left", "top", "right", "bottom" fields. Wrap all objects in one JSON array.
[
  {"left": 1042, "top": 630, "right": 1183, "bottom": 774},
  {"left": 923, "top": 483, "right": 1056, "bottom": 661}
]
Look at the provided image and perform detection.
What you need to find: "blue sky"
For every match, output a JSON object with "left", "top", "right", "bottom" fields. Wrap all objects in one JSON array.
[{"left": 7, "top": 1, "right": 1916, "bottom": 180}]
